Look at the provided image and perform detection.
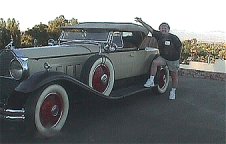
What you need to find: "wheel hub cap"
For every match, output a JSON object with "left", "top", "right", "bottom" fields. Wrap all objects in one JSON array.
[
  {"left": 51, "top": 105, "right": 59, "bottom": 117},
  {"left": 92, "top": 64, "right": 110, "bottom": 93},
  {"left": 40, "top": 93, "right": 63, "bottom": 128},
  {"left": 101, "top": 74, "right": 108, "bottom": 85}
]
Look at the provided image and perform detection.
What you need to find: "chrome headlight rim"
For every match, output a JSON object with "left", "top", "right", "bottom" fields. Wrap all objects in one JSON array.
[{"left": 9, "top": 57, "right": 28, "bottom": 80}]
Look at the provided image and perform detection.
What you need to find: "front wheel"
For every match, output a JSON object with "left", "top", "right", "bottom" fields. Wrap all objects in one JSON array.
[
  {"left": 153, "top": 66, "right": 170, "bottom": 94},
  {"left": 25, "top": 84, "right": 69, "bottom": 137}
]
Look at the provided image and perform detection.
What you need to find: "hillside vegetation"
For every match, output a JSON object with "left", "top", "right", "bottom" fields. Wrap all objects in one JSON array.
[{"left": 182, "top": 39, "right": 226, "bottom": 64}]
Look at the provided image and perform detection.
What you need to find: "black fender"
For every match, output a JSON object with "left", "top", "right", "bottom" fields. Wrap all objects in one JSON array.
[
  {"left": 7, "top": 71, "right": 109, "bottom": 109},
  {"left": 15, "top": 71, "right": 103, "bottom": 97}
]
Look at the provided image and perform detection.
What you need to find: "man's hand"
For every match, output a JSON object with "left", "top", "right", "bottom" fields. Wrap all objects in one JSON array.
[
  {"left": 135, "top": 17, "right": 143, "bottom": 23},
  {"left": 134, "top": 17, "right": 154, "bottom": 33}
]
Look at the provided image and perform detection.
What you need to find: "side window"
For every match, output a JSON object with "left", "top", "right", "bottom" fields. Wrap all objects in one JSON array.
[
  {"left": 112, "top": 32, "right": 123, "bottom": 48},
  {"left": 122, "top": 32, "right": 136, "bottom": 48}
]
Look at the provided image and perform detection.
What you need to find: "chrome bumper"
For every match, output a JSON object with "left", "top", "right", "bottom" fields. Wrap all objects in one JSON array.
[{"left": 0, "top": 106, "right": 25, "bottom": 121}]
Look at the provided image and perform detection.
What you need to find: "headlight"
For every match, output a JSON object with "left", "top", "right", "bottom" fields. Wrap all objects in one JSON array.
[{"left": 9, "top": 58, "right": 28, "bottom": 80}]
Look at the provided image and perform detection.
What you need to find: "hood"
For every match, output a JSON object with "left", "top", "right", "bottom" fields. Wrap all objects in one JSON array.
[{"left": 13, "top": 44, "right": 100, "bottom": 59}]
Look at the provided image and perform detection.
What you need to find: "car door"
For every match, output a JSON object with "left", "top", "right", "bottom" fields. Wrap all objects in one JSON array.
[
  {"left": 105, "top": 49, "right": 135, "bottom": 80},
  {"left": 132, "top": 49, "right": 155, "bottom": 76},
  {"left": 132, "top": 36, "right": 159, "bottom": 76},
  {"left": 104, "top": 32, "right": 134, "bottom": 80}
]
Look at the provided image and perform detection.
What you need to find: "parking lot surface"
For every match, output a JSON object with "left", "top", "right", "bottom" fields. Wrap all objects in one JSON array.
[{"left": 1, "top": 76, "right": 225, "bottom": 143}]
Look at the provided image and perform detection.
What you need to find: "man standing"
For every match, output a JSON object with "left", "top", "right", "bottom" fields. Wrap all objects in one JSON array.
[{"left": 135, "top": 17, "right": 182, "bottom": 100}]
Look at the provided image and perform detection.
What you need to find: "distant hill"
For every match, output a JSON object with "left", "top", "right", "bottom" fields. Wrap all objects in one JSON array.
[{"left": 171, "top": 30, "right": 226, "bottom": 43}]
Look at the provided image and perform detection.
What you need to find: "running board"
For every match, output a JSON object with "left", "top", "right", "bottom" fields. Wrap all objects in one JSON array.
[{"left": 109, "top": 84, "right": 154, "bottom": 99}]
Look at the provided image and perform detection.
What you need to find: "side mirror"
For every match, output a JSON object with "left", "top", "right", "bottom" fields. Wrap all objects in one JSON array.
[{"left": 48, "top": 39, "right": 56, "bottom": 46}]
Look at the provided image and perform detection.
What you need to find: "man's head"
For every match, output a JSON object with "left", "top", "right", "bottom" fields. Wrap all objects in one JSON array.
[{"left": 159, "top": 22, "right": 170, "bottom": 34}]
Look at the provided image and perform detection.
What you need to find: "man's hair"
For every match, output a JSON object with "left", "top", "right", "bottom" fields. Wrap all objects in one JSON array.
[{"left": 159, "top": 22, "right": 170, "bottom": 30}]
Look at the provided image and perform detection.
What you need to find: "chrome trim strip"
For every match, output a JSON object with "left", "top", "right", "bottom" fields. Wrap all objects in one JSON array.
[
  {"left": 30, "top": 52, "right": 98, "bottom": 60},
  {"left": 0, "top": 107, "right": 25, "bottom": 121},
  {"left": 5, "top": 109, "right": 25, "bottom": 113},
  {"left": 0, "top": 76, "right": 14, "bottom": 79}
]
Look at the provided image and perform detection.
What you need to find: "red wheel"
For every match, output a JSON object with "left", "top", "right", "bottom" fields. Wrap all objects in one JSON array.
[
  {"left": 39, "top": 93, "right": 64, "bottom": 128},
  {"left": 81, "top": 55, "right": 114, "bottom": 96},
  {"left": 158, "top": 68, "right": 167, "bottom": 88},
  {"left": 25, "top": 84, "right": 69, "bottom": 137},
  {"left": 154, "top": 66, "right": 169, "bottom": 94},
  {"left": 92, "top": 64, "right": 110, "bottom": 93}
]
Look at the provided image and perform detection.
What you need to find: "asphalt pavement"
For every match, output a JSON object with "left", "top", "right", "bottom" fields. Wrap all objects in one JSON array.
[{"left": 1, "top": 76, "right": 225, "bottom": 143}]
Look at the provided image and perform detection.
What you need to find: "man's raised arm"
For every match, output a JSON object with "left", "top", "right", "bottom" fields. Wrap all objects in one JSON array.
[{"left": 135, "top": 17, "right": 154, "bottom": 34}]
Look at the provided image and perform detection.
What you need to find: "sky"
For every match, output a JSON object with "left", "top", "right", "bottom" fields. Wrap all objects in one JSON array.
[{"left": 0, "top": 0, "right": 225, "bottom": 34}]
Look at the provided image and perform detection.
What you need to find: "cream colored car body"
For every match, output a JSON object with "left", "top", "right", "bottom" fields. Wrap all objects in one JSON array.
[
  {"left": 0, "top": 22, "right": 166, "bottom": 137},
  {"left": 14, "top": 22, "right": 159, "bottom": 81}
]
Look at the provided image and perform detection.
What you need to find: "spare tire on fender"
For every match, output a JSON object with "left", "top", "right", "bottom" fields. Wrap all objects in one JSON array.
[{"left": 80, "top": 55, "right": 115, "bottom": 96}]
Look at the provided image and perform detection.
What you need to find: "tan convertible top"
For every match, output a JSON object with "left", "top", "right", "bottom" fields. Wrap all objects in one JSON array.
[{"left": 61, "top": 22, "right": 149, "bottom": 35}]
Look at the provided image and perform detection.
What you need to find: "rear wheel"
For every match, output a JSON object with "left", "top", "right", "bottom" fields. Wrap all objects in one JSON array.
[
  {"left": 81, "top": 55, "right": 114, "bottom": 96},
  {"left": 153, "top": 66, "right": 170, "bottom": 94},
  {"left": 25, "top": 84, "right": 69, "bottom": 137}
]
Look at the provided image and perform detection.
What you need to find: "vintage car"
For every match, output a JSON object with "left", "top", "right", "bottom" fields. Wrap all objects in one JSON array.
[{"left": 0, "top": 22, "right": 169, "bottom": 137}]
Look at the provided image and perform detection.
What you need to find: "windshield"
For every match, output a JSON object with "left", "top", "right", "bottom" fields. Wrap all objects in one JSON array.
[{"left": 59, "top": 29, "right": 109, "bottom": 42}]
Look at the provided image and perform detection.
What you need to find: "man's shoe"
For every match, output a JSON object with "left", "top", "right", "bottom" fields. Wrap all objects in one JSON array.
[
  {"left": 144, "top": 79, "right": 154, "bottom": 88},
  {"left": 169, "top": 90, "right": 176, "bottom": 100}
]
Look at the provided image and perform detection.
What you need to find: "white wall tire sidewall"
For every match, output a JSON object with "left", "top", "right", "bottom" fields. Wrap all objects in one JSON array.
[
  {"left": 35, "top": 84, "right": 69, "bottom": 137},
  {"left": 88, "top": 57, "right": 114, "bottom": 96}
]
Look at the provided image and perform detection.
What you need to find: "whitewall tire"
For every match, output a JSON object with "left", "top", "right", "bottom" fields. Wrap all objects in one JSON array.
[
  {"left": 81, "top": 55, "right": 115, "bottom": 96},
  {"left": 25, "top": 84, "right": 69, "bottom": 137}
]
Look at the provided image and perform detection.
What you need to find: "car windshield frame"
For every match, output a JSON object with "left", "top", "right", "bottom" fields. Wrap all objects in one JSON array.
[{"left": 59, "top": 29, "right": 110, "bottom": 43}]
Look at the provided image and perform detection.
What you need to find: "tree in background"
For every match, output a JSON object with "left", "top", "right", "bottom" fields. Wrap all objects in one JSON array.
[
  {"left": 47, "top": 15, "right": 67, "bottom": 40},
  {"left": 1, "top": 15, "right": 78, "bottom": 48},
  {"left": 48, "top": 15, "right": 78, "bottom": 40},
  {"left": 6, "top": 18, "right": 21, "bottom": 47},
  {"left": 0, "top": 27, "right": 10, "bottom": 49},
  {"left": 0, "top": 18, "right": 15, "bottom": 49},
  {"left": 68, "top": 18, "right": 78, "bottom": 26},
  {"left": 25, "top": 23, "right": 49, "bottom": 46},
  {"left": 218, "top": 43, "right": 226, "bottom": 59},
  {"left": 20, "top": 33, "right": 33, "bottom": 48}
]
